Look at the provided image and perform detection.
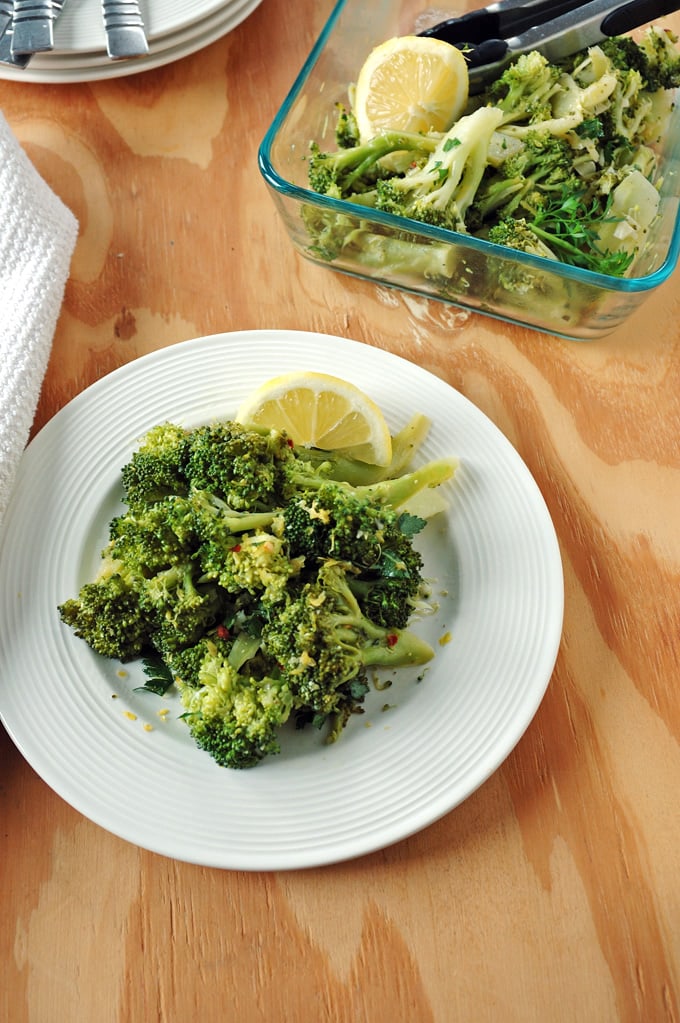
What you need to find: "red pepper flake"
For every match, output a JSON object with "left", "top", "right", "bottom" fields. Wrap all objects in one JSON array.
[
  {"left": 232, "top": 544, "right": 241, "bottom": 553},
  {"left": 386, "top": 633, "right": 398, "bottom": 647},
  {"left": 216, "top": 624, "right": 230, "bottom": 640},
  {"left": 287, "top": 438, "right": 295, "bottom": 448}
]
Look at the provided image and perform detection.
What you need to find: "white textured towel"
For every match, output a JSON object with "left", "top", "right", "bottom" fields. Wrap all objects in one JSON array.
[{"left": 0, "top": 112, "right": 78, "bottom": 527}]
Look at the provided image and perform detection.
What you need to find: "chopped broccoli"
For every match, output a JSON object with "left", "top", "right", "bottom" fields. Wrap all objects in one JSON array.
[
  {"left": 302, "top": 29, "right": 680, "bottom": 286},
  {"left": 176, "top": 636, "right": 295, "bottom": 769},
  {"left": 210, "top": 530, "right": 304, "bottom": 604},
  {"left": 139, "top": 562, "right": 225, "bottom": 655},
  {"left": 308, "top": 130, "right": 438, "bottom": 199},
  {"left": 334, "top": 102, "right": 360, "bottom": 148},
  {"left": 58, "top": 559, "right": 151, "bottom": 662},
  {"left": 602, "top": 26, "right": 680, "bottom": 92},
  {"left": 185, "top": 421, "right": 292, "bottom": 510},
  {"left": 283, "top": 483, "right": 391, "bottom": 567},
  {"left": 120, "top": 422, "right": 190, "bottom": 509},
  {"left": 486, "top": 50, "right": 563, "bottom": 125},
  {"left": 470, "top": 130, "right": 579, "bottom": 227},
  {"left": 59, "top": 412, "right": 454, "bottom": 768},
  {"left": 493, "top": 48, "right": 619, "bottom": 138},
  {"left": 261, "top": 561, "right": 434, "bottom": 717},
  {"left": 374, "top": 105, "right": 504, "bottom": 232},
  {"left": 282, "top": 486, "right": 426, "bottom": 627},
  {"left": 347, "top": 512, "right": 426, "bottom": 629},
  {"left": 487, "top": 216, "right": 560, "bottom": 262},
  {"left": 107, "top": 496, "right": 198, "bottom": 575}
]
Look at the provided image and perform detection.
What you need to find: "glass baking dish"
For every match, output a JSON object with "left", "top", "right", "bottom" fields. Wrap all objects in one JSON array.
[{"left": 258, "top": 0, "right": 680, "bottom": 340}]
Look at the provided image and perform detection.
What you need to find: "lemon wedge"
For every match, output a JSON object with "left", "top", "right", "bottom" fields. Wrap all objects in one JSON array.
[
  {"left": 353, "top": 35, "right": 469, "bottom": 142},
  {"left": 235, "top": 371, "right": 393, "bottom": 466}
]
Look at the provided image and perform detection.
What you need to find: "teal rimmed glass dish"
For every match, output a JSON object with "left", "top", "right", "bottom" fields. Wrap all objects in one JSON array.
[{"left": 258, "top": 0, "right": 680, "bottom": 340}]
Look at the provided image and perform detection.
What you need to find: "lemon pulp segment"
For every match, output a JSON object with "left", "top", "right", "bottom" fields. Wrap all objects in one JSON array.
[
  {"left": 235, "top": 371, "right": 393, "bottom": 466},
  {"left": 354, "top": 35, "right": 469, "bottom": 141}
]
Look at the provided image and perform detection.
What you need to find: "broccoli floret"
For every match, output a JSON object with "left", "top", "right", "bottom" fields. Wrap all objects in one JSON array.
[
  {"left": 209, "top": 531, "right": 304, "bottom": 604},
  {"left": 347, "top": 512, "right": 426, "bottom": 629},
  {"left": 490, "top": 47, "right": 619, "bottom": 138},
  {"left": 374, "top": 105, "right": 504, "bottom": 231},
  {"left": 185, "top": 489, "right": 302, "bottom": 601},
  {"left": 470, "top": 130, "right": 579, "bottom": 227},
  {"left": 190, "top": 489, "right": 280, "bottom": 538},
  {"left": 334, "top": 102, "right": 360, "bottom": 148},
  {"left": 602, "top": 26, "right": 680, "bottom": 92},
  {"left": 308, "top": 131, "right": 438, "bottom": 199},
  {"left": 58, "top": 561, "right": 151, "bottom": 661},
  {"left": 185, "top": 421, "right": 292, "bottom": 510},
  {"left": 488, "top": 216, "right": 560, "bottom": 262},
  {"left": 140, "top": 562, "right": 225, "bottom": 655},
  {"left": 107, "top": 496, "right": 198, "bottom": 575},
  {"left": 176, "top": 638, "right": 295, "bottom": 769},
  {"left": 121, "top": 422, "right": 190, "bottom": 509},
  {"left": 486, "top": 50, "right": 563, "bottom": 125},
  {"left": 165, "top": 635, "right": 215, "bottom": 688},
  {"left": 261, "top": 561, "right": 434, "bottom": 716},
  {"left": 282, "top": 477, "right": 430, "bottom": 628},
  {"left": 348, "top": 575, "right": 420, "bottom": 630},
  {"left": 283, "top": 485, "right": 426, "bottom": 618},
  {"left": 283, "top": 483, "right": 390, "bottom": 567}
]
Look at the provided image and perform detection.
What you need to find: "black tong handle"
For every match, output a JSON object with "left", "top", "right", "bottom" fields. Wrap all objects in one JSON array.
[
  {"left": 421, "top": 0, "right": 588, "bottom": 47},
  {"left": 422, "top": 0, "right": 680, "bottom": 89}
]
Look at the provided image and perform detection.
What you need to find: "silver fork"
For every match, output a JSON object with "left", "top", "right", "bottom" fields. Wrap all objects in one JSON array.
[
  {"left": 11, "top": 0, "right": 57, "bottom": 55},
  {"left": 0, "top": 0, "right": 31, "bottom": 65},
  {"left": 0, "top": 0, "right": 66, "bottom": 66},
  {"left": 101, "top": 0, "right": 149, "bottom": 59},
  {"left": 0, "top": 0, "right": 13, "bottom": 39}
]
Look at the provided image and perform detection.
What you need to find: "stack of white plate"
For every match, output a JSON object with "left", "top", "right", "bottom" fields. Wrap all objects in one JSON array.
[{"left": 0, "top": 0, "right": 263, "bottom": 82}]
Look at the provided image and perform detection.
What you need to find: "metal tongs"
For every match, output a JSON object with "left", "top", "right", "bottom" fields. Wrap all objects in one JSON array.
[{"left": 421, "top": 0, "right": 680, "bottom": 91}]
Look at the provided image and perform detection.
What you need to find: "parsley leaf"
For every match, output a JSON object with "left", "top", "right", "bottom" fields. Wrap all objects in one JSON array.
[{"left": 134, "top": 656, "right": 175, "bottom": 696}]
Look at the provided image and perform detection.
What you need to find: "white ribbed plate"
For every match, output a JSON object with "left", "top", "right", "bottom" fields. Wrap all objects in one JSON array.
[
  {"left": 0, "top": 331, "right": 563, "bottom": 870},
  {"left": 0, "top": 0, "right": 263, "bottom": 83}
]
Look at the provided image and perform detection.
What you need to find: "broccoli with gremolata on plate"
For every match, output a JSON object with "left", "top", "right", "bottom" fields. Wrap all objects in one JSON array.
[{"left": 58, "top": 413, "right": 455, "bottom": 768}]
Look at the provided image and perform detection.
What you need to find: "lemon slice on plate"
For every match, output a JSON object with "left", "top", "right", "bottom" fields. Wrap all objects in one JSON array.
[
  {"left": 235, "top": 371, "right": 392, "bottom": 466},
  {"left": 354, "top": 35, "right": 469, "bottom": 141}
]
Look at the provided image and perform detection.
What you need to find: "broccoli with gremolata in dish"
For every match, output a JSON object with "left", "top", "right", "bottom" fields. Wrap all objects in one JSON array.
[{"left": 305, "top": 27, "right": 680, "bottom": 282}]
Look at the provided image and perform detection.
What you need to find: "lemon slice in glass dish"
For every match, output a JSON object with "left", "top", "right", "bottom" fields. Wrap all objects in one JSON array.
[
  {"left": 353, "top": 34, "right": 469, "bottom": 141},
  {"left": 235, "top": 371, "right": 392, "bottom": 466}
]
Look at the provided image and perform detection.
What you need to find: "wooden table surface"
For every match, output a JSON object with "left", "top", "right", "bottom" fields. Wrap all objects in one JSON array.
[{"left": 2, "top": 2, "right": 680, "bottom": 1020}]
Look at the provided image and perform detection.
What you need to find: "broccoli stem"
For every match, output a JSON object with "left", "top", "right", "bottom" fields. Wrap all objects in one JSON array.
[
  {"left": 310, "top": 131, "right": 439, "bottom": 195},
  {"left": 333, "top": 591, "right": 434, "bottom": 668},
  {"left": 362, "top": 629, "right": 434, "bottom": 668},
  {"left": 227, "top": 631, "right": 262, "bottom": 670},
  {"left": 346, "top": 230, "right": 458, "bottom": 279},
  {"left": 193, "top": 490, "right": 277, "bottom": 534},
  {"left": 300, "top": 413, "right": 434, "bottom": 487},
  {"left": 358, "top": 458, "right": 458, "bottom": 509}
]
